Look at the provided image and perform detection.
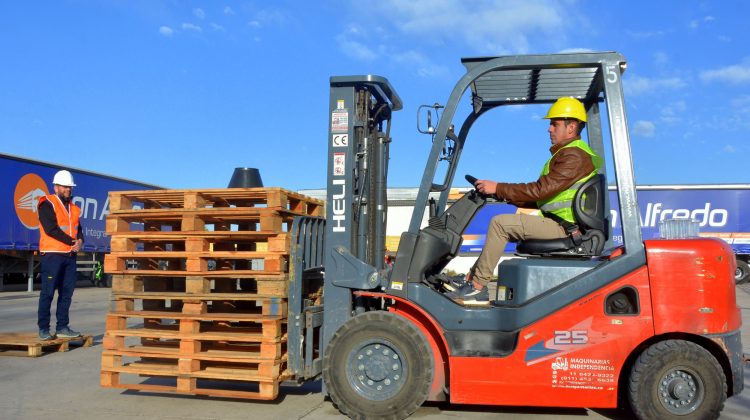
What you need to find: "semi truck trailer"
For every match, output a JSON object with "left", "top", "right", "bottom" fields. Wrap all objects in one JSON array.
[{"left": 0, "top": 152, "right": 160, "bottom": 291}]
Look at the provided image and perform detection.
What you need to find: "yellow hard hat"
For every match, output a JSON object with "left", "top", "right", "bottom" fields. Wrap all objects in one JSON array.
[{"left": 543, "top": 97, "right": 587, "bottom": 123}]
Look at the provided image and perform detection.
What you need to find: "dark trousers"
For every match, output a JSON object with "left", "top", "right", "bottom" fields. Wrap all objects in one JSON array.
[{"left": 37, "top": 253, "right": 77, "bottom": 331}]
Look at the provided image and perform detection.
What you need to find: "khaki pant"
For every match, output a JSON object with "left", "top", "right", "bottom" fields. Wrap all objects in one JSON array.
[{"left": 472, "top": 214, "right": 566, "bottom": 286}]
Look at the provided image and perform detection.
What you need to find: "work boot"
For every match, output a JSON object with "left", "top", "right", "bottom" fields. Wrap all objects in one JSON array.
[
  {"left": 55, "top": 327, "right": 81, "bottom": 338},
  {"left": 440, "top": 270, "right": 475, "bottom": 292},
  {"left": 445, "top": 281, "right": 489, "bottom": 305},
  {"left": 39, "top": 329, "right": 54, "bottom": 341}
]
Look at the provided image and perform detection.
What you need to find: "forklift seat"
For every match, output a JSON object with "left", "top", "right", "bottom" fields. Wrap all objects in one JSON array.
[{"left": 516, "top": 174, "right": 608, "bottom": 256}]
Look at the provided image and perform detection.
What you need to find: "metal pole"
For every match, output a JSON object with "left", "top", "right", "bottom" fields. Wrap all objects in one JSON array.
[{"left": 27, "top": 253, "right": 34, "bottom": 292}]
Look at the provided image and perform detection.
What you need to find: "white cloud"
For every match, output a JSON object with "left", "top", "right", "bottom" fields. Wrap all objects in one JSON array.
[
  {"left": 254, "top": 9, "right": 288, "bottom": 27},
  {"left": 248, "top": 20, "right": 261, "bottom": 28},
  {"left": 700, "top": 58, "right": 750, "bottom": 84},
  {"left": 388, "top": 0, "right": 572, "bottom": 54},
  {"left": 210, "top": 23, "right": 225, "bottom": 32},
  {"left": 660, "top": 101, "right": 686, "bottom": 124},
  {"left": 224, "top": 6, "right": 235, "bottom": 15},
  {"left": 392, "top": 50, "right": 449, "bottom": 78},
  {"left": 718, "top": 35, "right": 731, "bottom": 42},
  {"left": 159, "top": 26, "right": 174, "bottom": 37},
  {"left": 723, "top": 145, "right": 736, "bottom": 153},
  {"left": 349, "top": 0, "right": 573, "bottom": 55},
  {"left": 193, "top": 8, "right": 205, "bottom": 20},
  {"left": 558, "top": 48, "right": 594, "bottom": 54},
  {"left": 628, "top": 30, "right": 666, "bottom": 40},
  {"left": 336, "top": 37, "right": 378, "bottom": 61},
  {"left": 633, "top": 120, "right": 655, "bottom": 137},
  {"left": 653, "top": 52, "right": 668, "bottom": 67},
  {"left": 182, "top": 23, "right": 202, "bottom": 32},
  {"left": 689, "top": 15, "right": 715, "bottom": 30},
  {"left": 625, "top": 75, "right": 687, "bottom": 96}
]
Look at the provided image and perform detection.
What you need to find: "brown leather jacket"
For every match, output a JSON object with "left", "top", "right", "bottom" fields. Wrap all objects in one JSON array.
[{"left": 495, "top": 138, "right": 595, "bottom": 209}]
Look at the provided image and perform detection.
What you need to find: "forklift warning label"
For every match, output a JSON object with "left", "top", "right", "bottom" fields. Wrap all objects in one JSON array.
[
  {"left": 333, "top": 153, "right": 346, "bottom": 176},
  {"left": 551, "top": 357, "right": 615, "bottom": 390},
  {"left": 331, "top": 110, "right": 348, "bottom": 132}
]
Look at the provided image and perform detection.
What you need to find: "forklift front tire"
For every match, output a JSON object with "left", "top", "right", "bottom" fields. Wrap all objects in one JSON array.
[
  {"left": 628, "top": 339, "right": 726, "bottom": 420},
  {"left": 323, "top": 311, "right": 434, "bottom": 420}
]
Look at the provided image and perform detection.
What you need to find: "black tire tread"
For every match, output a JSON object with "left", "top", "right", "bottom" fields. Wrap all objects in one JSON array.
[
  {"left": 628, "top": 339, "right": 726, "bottom": 420},
  {"left": 322, "top": 311, "right": 434, "bottom": 420}
]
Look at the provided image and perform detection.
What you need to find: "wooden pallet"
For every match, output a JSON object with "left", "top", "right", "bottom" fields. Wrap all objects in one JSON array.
[
  {"left": 108, "top": 187, "right": 323, "bottom": 215},
  {"left": 101, "top": 186, "right": 314, "bottom": 401},
  {"left": 109, "top": 292, "right": 288, "bottom": 316},
  {"left": 110, "top": 274, "right": 289, "bottom": 297},
  {"left": 106, "top": 208, "right": 303, "bottom": 235},
  {"left": 101, "top": 302, "right": 287, "bottom": 400},
  {"left": 0, "top": 333, "right": 93, "bottom": 357},
  {"left": 101, "top": 359, "right": 288, "bottom": 400},
  {"left": 103, "top": 250, "right": 289, "bottom": 275}
]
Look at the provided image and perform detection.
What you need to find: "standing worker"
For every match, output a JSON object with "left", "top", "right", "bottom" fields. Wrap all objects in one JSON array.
[
  {"left": 449, "top": 97, "right": 602, "bottom": 304},
  {"left": 37, "top": 170, "right": 84, "bottom": 340}
]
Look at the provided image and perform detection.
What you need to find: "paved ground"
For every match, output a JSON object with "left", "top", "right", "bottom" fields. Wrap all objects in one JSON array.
[{"left": 1, "top": 285, "right": 748, "bottom": 420}]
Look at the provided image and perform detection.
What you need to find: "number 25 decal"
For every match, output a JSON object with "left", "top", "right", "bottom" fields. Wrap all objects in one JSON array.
[{"left": 554, "top": 330, "right": 588, "bottom": 345}]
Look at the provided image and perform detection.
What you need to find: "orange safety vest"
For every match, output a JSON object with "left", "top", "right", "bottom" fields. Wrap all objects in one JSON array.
[{"left": 38, "top": 194, "right": 81, "bottom": 253}]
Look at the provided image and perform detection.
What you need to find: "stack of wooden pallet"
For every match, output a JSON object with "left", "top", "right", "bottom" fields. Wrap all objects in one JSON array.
[{"left": 100, "top": 187, "right": 323, "bottom": 400}]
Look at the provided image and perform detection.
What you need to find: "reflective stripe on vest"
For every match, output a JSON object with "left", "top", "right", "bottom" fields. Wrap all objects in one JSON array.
[
  {"left": 38, "top": 194, "right": 81, "bottom": 253},
  {"left": 536, "top": 140, "right": 603, "bottom": 223}
]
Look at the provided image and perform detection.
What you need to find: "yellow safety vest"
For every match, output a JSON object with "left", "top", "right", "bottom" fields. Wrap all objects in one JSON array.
[{"left": 536, "top": 140, "right": 602, "bottom": 223}]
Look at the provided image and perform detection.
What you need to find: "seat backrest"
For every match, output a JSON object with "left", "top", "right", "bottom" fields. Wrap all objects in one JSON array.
[{"left": 572, "top": 173, "right": 608, "bottom": 237}]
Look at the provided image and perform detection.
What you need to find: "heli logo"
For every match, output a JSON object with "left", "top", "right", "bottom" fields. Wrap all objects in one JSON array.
[
  {"left": 332, "top": 179, "right": 346, "bottom": 232},
  {"left": 14, "top": 173, "right": 49, "bottom": 229}
]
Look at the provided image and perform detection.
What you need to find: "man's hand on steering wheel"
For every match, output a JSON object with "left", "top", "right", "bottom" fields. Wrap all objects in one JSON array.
[{"left": 474, "top": 179, "right": 497, "bottom": 196}]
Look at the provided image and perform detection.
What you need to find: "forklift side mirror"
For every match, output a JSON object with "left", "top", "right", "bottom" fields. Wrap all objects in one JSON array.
[{"left": 417, "top": 103, "right": 443, "bottom": 135}]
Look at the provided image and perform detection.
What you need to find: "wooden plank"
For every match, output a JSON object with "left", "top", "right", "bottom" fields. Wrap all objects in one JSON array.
[
  {"left": 103, "top": 346, "right": 285, "bottom": 363},
  {"left": 106, "top": 187, "right": 322, "bottom": 213},
  {"left": 111, "top": 292, "right": 289, "bottom": 301},
  {"left": 101, "top": 380, "right": 280, "bottom": 401},
  {"left": 106, "top": 270, "right": 287, "bottom": 279},
  {"left": 107, "top": 250, "right": 288, "bottom": 259},
  {"left": 105, "top": 328, "right": 284, "bottom": 343},
  {"left": 104, "top": 361, "right": 281, "bottom": 383}
]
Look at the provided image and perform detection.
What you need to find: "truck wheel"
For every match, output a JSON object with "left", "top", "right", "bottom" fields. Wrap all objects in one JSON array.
[
  {"left": 323, "top": 311, "right": 434, "bottom": 420},
  {"left": 735, "top": 259, "right": 750, "bottom": 285},
  {"left": 628, "top": 340, "right": 726, "bottom": 420}
]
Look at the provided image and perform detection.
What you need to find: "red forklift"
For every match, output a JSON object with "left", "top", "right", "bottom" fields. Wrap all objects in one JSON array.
[{"left": 286, "top": 52, "right": 744, "bottom": 419}]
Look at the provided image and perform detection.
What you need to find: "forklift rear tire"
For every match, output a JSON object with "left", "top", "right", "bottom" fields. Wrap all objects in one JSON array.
[
  {"left": 323, "top": 311, "right": 434, "bottom": 420},
  {"left": 735, "top": 259, "right": 750, "bottom": 284},
  {"left": 628, "top": 339, "right": 726, "bottom": 420}
]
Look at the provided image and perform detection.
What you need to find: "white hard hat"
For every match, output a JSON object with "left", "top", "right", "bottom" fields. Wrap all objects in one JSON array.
[{"left": 53, "top": 170, "right": 76, "bottom": 187}]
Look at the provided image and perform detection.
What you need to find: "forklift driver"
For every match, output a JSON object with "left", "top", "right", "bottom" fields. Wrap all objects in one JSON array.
[{"left": 447, "top": 97, "right": 602, "bottom": 304}]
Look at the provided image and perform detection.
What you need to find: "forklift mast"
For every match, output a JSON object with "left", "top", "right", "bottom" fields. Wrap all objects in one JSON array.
[{"left": 321, "top": 76, "right": 402, "bottom": 356}]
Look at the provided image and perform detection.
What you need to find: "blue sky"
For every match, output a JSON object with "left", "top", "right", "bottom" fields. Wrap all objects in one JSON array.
[{"left": 1, "top": 1, "right": 749, "bottom": 190}]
